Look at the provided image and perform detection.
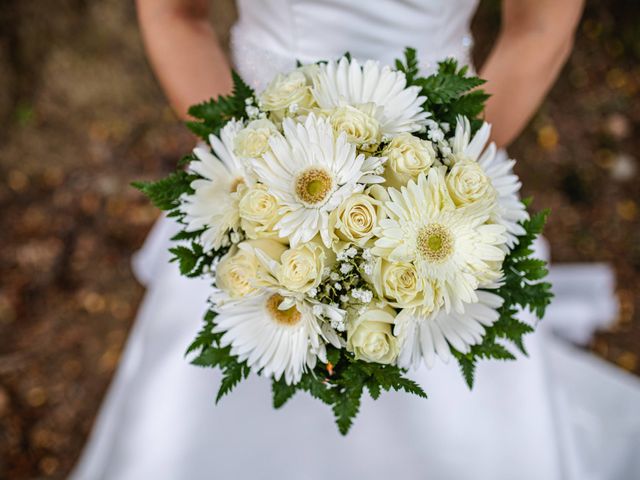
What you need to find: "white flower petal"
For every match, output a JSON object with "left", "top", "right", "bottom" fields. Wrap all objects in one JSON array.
[{"left": 312, "top": 56, "right": 429, "bottom": 138}]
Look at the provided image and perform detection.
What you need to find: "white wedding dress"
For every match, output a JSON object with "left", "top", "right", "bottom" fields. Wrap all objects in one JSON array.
[{"left": 71, "top": 1, "right": 640, "bottom": 479}]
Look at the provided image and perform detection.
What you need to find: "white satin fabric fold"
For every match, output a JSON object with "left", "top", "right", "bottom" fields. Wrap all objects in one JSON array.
[{"left": 71, "top": 1, "right": 640, "bottom": 478}]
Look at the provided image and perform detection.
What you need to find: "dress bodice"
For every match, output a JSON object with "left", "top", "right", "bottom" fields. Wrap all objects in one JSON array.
[{"left": 231, "top": 0, "right": 479, "bottom": 91}]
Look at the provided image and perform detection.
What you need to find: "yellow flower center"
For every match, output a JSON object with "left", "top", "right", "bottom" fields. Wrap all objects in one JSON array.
[
  {"left": 266, "top": 294, "right": 302, "bottom": 326},
  {"left": 295, "top": 168, "right": 333, "bottom": 205},
  {"left": 417, "top": 224, "right": 453, "bottom": 263}
]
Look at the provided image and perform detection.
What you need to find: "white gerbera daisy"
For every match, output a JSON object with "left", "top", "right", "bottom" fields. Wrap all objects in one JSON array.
[
  {"left": 312, "top": 56, "right": 428, "bottom": 138},
  {"left": 212, "top": 289, "right": 340, "bottom": 384},
  {"left": 181, "top": 120, "right": 252, "bottom": 251},
  {"left": 250, "top": 114, "right": 383, "bottom": 247},
  {"left": 373, "top": 168, "right": 507, "bottom": 313},
  {"left": 450, "top": 117, "right": 528, "bottom": 247},
  {"left": 395, "top": 290, "right": 504, "bottom": 368}
]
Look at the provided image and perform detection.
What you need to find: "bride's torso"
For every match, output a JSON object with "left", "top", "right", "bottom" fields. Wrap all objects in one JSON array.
[{"left": 231, "top": 0, "right": 479, "bottom": 91}]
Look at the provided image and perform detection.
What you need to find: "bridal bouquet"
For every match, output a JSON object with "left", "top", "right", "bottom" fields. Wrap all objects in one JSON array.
[{"left": 135, "top": 49, "right": 552, "bottom": 434}]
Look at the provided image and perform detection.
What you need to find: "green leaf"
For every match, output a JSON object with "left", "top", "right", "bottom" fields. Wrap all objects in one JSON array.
[
  {"left": 299, "top": 374, "right": 336, "bottom": 405},
  {"left": 364, "top": 363, "right": 427, "bottom": 398},
  {"left": 186, "top": 312, "right": 218, "bottom": 356},
  {"left": 436, "top": 58, "right": 465, "bottom": 75},
  {"left": 187, "top": 71, "right": 255, "bottom": 140},
  {"left": 170, "top": 228, "right": 205, "bottom": 242},
  {"left": 185, "top": 309, "right": 252, "bottom": 404},
  {"left": 454, "top": 354, "right": 476, "bottom": 389},
  {"left": 177, "top": 153, "right": 195, "bottom": 168},
  {"left": 272, "top": 377, "right": 298, "bottom": 409},
  {"left": 453, "top": 340, "right": 515, "bottom": 390},
  {"left": 231, "top": 70, "right": 254, "bottom": 102},
  {"left": 131, "top": 171, "right": 194, "bottom": 211},
  {"left": 366, "top": 380, "right": 381, "bottom": 400},
  {"left": 516, "top": 258, "right": 549, "bottom": 281},
  {"left": 475, "top": 342, "right": 517, "bottom": 361},
  {"left": 404, "top": 58, "right": 489, "bottom": 133},
  {"left": 185, "top": 121, "right": 215, "bottom": 140},
  {"left": 446, "top": 90, "right": 491, "bottom": 121},
  {"left": 216, "top": 362, "right": 250, "bottom": 403},
  {"left": 417, "top": 73, "right": 484, "bottom": 104},
  {"left": 191, "top": 347, "right": 229, "bottom": 368},
  {"left": 169, "top": 242, "right": 216, "bottom": 278},
  {"left": 308, "top": 356, "right": 429, "bottom": 434},
  {"left": 510, "top": 209, "right": 550, "bottom": 258},
  {"left": 497, "top": 207, "right": 553, "bottom": 321},
  {"left": 491, "top": 311, "right": 534, "bottom": 355},
  {"left": 169, "top": 245, "right": 199, "bottom": 276},
  {"left": 332, "top": 382, "right": 364, "bottom": 435},
  {"left": 395, "top": 47, "right": 419, "bottom": 84},
  {"left": 326, "top": 346, "right": 341, "bottom": 366},
  {"left": 393, "top": 376, "right": 428, "bottom": 398}
]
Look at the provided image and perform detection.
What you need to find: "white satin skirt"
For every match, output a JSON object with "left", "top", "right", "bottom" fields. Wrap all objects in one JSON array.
[{"left": 70, "top": 216, "right": 640, "bottom": 480}]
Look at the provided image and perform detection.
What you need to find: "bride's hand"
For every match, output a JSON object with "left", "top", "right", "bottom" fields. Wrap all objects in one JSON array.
[
  {"left": 136, "top": 0, "right": 233, "bottom": 119},
  {"left": 480, "top": 0, "right": 584, "bottom": 148}
]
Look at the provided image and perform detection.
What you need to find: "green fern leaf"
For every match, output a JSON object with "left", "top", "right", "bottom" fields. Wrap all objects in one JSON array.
[{"left": 272, "top": 378, "right": 298, "bottom": 409}]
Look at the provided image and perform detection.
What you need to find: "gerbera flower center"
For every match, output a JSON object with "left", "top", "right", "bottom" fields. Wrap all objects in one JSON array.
[
  {"left": 295, "top": 168, "right": 333, "bottom": 205},
  {"left": 417, "top": 224, "right": 454, "bottom": 263},
  {"left": 266, "top": 294, "right": 302, "bottom": 326}
]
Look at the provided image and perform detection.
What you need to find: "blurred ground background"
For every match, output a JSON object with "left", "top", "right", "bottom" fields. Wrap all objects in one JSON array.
[{"left": 0, "top": 0, "right": 638, "bottom": 478}]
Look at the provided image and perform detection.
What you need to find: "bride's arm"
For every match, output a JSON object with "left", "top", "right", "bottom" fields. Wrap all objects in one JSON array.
[
  {"left": 480, "top": 0, "right": 584, "bottom": 148},
  {"left": 136, "top": 0, "right": 233, "bottom": 119}
]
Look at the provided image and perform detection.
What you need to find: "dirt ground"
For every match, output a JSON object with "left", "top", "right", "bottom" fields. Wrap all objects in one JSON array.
[{"left": 0, "top": 1, "right": 638, "bottom": 478}]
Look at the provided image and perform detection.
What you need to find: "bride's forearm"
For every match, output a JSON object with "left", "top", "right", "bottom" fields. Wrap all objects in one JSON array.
[
  {"left": 479, "top": 0, "right": 584, "bottom": 148},
  {"left": 136, "top": 0, "right": 233, "bottom": 119},
  {"left": 480, "top": 33, "right": 572, "bottom": 148}
]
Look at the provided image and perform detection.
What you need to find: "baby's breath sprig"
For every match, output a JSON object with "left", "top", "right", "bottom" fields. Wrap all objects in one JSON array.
[{"left": 315, "top": 245, "right": 376, "bottom": 330}]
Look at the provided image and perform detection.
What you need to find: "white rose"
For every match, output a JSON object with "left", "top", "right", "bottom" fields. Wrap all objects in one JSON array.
[
  {"left": 330, "top": 103, "right": 381, "bottom": 150},
  {"left": 445, "top": 161, "right": 496, "bottom": 206},
  {"left": 239, "top": 184, "right": 284, "bottom": 240},
  {"left": 296, "top": 63, "right": 321, "bottom": 84},
  {"left": 382, "top": 133, "right": 437, "bottom": 188},
  {"left": 347, "top": 306, "right": 399, "bottom": 364},
  {"left": 234, "top": 119, "right": 278, "bottom": 158},
  {"left": 216, "top": 239, "right": 286, "bottom": 298},
  {"left": 368, "top": 258, "right": 440, "bottom": 313},
  {"left": 276, "top": 241, "right": 329, "bottom": 293},
  {"left": 329, "top": 191, "right": 382, "bottom": 247},
  {"left": 370, "top": 259, "right": 419, "bottom": 308},
  {"left": 259, "top": 70, "right": 315, "bottom": 120}
]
